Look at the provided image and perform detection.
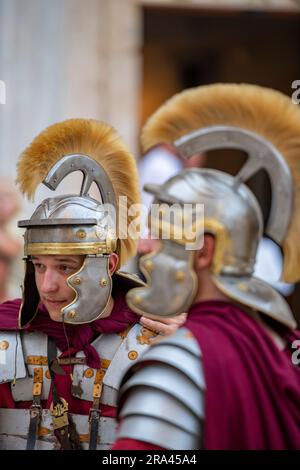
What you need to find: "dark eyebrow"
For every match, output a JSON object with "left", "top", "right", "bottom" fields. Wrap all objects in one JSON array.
[
  {"left": 30, "top": 256, "right": 80, "bottom": 264},
  {"left": 55, "top": 258, "right": 82, "bottom": 265}
]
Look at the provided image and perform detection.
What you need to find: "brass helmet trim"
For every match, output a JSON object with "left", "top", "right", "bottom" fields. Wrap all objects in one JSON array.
[{"left": 24, "top": 241, "right": 117, "bottom": 256}]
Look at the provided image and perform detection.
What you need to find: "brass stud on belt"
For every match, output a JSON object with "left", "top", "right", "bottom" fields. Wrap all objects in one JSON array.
[
  {"left": 128, "top": 351, "right": 138, "bottom": 361},
  {"left": 0, "top": 340, "right": 9, "bottom": 350},
  {"left": 84, "top": 368, "right": 94, "bottom": 378},
  {"left": 99, "top": 278, "right": 107, "bottom": 287},
  {"left": 68, "top": 310, "right": 77, "bottom": 319}
]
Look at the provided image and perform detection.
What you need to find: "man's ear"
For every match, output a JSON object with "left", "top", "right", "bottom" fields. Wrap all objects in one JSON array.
[
  {"left": 108, "top": 253, "right": 119, "bottom": 275},
  {"left": 194, "top": 234, "right": 215, "bottom": 271}
]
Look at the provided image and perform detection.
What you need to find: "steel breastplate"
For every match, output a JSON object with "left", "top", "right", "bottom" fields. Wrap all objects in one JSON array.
[{"left": 0, "top": 324, "right": 153, "bottom": 449}]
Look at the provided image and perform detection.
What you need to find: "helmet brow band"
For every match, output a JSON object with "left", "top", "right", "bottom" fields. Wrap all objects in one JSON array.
[{"left": 25, "top": 241, "right": 117, "bottom": 256}]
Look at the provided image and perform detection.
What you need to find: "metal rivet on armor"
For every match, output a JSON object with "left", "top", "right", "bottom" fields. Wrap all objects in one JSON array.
[
  {"left": 133, "top": 295, "right": 142, "bottom": 305},
  {"left": 238, "top": 282, "right": 248, "bottom": 292},
  {"left": 76, "top": 230, "right": 86, "bottom": 239},
  {"left": 175, "top": 271, "right": 185, "bottom": 282},
  {"left": 109, "top": 238, "right": 117, "bottom": 252},
  {"left": 74, "top": 278, "right": 81, "bottom": 285},
  {"left": 45, "top": 370, "right": 51, "bottom": 379},
  {"left": 0, "top": 340, "right": 9, "bottom": 350},
  {"left": 68, "top": 310, "right": 77, "bottom": 319},
  {"left": 144, "top": 260, "right": 154, "bottom": 271},
  {"left": 84, "top": 368, "right": 94, "bottom": 378},
  {"left": 128, "top": 351, "right": 138, "bottom": 361},
  {"left": 185, "top": 331, "right": 195, "bottom": 339},
  {"left": 99, "top": 278, "right": 107, "bottom": 287}
]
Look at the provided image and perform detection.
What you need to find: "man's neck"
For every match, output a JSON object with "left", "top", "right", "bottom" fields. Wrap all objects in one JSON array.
[
  {"left": 0, "top": 287, "right": 8, "bottom": 304},
  {"left": 193, "top": 273, "right": 229, "bottom": 304},
  {"left": 99, "top": 296, "right": 115, "bottom": 319}
]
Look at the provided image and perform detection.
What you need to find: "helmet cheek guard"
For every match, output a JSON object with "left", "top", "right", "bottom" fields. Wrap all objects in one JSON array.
[
  {"left": 127, "top": 242, "right": 198, "bottom": 318},
  {"left": 63, "top": 255, "right": 112, "bottom": 324}
]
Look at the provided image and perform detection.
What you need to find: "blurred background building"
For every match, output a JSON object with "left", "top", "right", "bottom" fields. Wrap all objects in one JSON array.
[{"left": 0, "top": 0, "right": 300, "bottom": 322}]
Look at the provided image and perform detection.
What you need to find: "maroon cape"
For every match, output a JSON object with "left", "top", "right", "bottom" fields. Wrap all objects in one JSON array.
[
  {"left": 0, "top": 295, "right": 138, "bottom": 415},
  {"left": 113, "top": 301, "right": 300, "bottom": 450}
]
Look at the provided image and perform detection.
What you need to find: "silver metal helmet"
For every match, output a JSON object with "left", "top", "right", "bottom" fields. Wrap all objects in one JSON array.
[
  {"left": 127, "top": 84, "right": 300, "bottom": 329},
  {"left": 17, "top": 119, "right": 141, "bottom": 327}
]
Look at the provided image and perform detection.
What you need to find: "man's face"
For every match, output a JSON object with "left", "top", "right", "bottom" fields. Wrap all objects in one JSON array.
[{"left": 32, "top": 254, "right": 83, "bottom": 322}]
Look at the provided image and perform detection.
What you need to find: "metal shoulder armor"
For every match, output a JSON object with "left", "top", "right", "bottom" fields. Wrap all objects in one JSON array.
[
  {"left": 116, "top": 327, "right": 205, "bottom": 450},
  {"left": 0, "top": 331, "right": 26, "bottom": 384}
]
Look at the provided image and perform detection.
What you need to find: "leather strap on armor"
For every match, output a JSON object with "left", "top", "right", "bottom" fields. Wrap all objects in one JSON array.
[
  {"left": 26, "top": 367, "right": 43, "bottom": 450},
  {"left": 47, "top": 337, "right": 82, "bottom": 450},
  {"left": 88, "top": 360, "right": 111, "bottom": 449},
  {"left": 88, "top": 369, "right": 104, "bottom": 450}
]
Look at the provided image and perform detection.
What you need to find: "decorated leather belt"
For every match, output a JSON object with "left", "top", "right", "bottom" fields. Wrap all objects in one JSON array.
[{"left": 26, "top": 356, "right": 86, "bottom": 366}]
